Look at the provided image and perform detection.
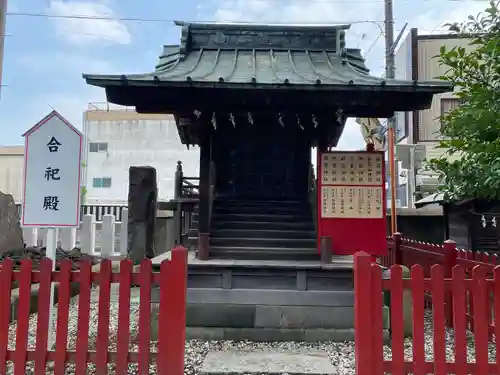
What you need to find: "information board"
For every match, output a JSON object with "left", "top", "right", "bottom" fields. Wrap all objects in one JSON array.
[
  {"left": 21, "top": 110, "right": 83, "bottom": 228},
  {"left": 317, "top": 150, "right": 387, "bottom": 256}
]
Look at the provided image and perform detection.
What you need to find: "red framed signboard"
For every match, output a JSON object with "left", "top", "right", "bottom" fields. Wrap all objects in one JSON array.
[{"left": 317, "top": 150, "right": 387, "bottom": 256}]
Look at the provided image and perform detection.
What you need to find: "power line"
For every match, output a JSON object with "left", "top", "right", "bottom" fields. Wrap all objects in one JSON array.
[
  {"left": 5, "top": 0, "right": 491, "bottom": 23},
  {"left": 6, "top": 12, "right": 385, "bottom": 25},
  {"left": 365, "top": 32, "right": 383, "bottom": 56},
  {"left": 6, "top": 12, "right": 171, "bottom": 23}
]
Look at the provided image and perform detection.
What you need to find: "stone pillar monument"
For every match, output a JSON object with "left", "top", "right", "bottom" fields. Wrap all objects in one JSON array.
[{"left": 127, "top": 166, "right": 157, "bottom": 262}]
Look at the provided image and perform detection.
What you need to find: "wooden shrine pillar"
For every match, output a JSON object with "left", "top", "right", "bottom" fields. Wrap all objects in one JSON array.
[
  {"left": 197, "top": 133, "right": 212, "bottom": 260},
  {"left": 318, "top": 125, "right": 332, "bottom": 263}
]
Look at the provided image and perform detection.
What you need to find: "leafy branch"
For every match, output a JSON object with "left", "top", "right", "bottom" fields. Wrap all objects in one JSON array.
[{"left": 426, "top": 0, "right": 500, "bottom": 200}]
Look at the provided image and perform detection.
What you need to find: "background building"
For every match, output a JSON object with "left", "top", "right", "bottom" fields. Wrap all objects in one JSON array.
[
  {"left": 0, "top": 145, "right": 24, "bottom": 202},
  {"left": 83, "top": 103, "right": 200, "bottom": 204},
  {"left": 394, "top": 28, "right": 471, "bottom": 205}
]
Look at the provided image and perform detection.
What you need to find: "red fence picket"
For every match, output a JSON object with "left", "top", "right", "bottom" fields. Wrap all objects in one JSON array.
[
  {"left": 355, "top": 252, "right": 498, "bottom": 375},
  {"left": 0, "top": 246, "right": 188, "bottom": 375}
]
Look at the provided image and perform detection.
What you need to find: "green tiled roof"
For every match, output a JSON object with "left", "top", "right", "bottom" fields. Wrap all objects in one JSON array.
[
  {"left": 147, "top": 47, "right": 380, "bottom": 85},
  {"left": 83, "top": 21, "right": 451, "bottom": 92}
]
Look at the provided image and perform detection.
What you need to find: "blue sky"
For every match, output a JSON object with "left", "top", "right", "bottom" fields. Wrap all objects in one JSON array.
[{"left": 0, "top": 0, "right": 487, "bottom": 147}]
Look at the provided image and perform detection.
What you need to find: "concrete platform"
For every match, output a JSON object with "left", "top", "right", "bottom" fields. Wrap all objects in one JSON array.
[
  {"left": 201, "top": 350, "right": 336, "bottom": 375},
  {"left": 152, "top": 250, "right": 353, "bottom": 269},
  {"left": 149, "top": 251, "right": 357, "bottom": 341}
]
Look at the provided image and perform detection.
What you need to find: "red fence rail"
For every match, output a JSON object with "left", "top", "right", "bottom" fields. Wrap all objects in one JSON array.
[
  {"left": 355, "top": 252, "right": 499, "bottom": 375},
  {"left": 0, "top": 246, "right": 188, "bottom": 375}
]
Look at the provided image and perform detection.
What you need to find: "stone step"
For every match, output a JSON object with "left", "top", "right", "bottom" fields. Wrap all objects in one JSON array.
[
  {"left": 212, "top": 220, "right": 315, "bottom": 231},
  {"left": 214, "top": 199, "right": 308, "bottom": 207},
  {"left": 201, "top": 350, "right": 337, "bottom": 375},
  {"left": 212, "top": 228, "right": 316, "bottom": 239},
  {"left": 212, "top": 213, "right": 311, "bottom": 223},
  {"left": 210, "top": 246, "right": 319, "bottom": 261},
  {"left": 213, "top": 205, "right": 311, "bottom": 215},
  {"left": 210, "top": 237, "right": 316, "bottom": 249}
]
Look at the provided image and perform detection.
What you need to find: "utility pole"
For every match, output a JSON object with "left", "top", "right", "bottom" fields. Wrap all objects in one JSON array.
[
  {"left": 384, "top": 0, "right": 398, "bottom": 234},
  {"left": 0, "top": 0, "right": 7, "bottom": 100}
]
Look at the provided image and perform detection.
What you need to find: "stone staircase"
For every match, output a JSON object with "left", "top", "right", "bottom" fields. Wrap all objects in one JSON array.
[
  {"left": 189, "top": 199, "right": 318, "bottom": 261},
  {"left": 161, "top": 198, "right": 357, "bottom": 342}
]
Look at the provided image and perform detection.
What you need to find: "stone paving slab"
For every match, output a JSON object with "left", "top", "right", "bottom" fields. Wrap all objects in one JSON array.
[{"left": 201, "top": 349, "right": 336, "bottom": 375}]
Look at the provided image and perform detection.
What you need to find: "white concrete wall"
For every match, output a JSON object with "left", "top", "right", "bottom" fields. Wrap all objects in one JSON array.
[
  {"left": 0, "top": 146, "right": 24, "bottom": 202},
  {"left": 83, "top": 111, "right": 199, "bottom": 204}
]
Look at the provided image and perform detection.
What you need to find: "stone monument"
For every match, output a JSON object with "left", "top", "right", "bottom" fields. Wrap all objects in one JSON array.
[
  {"left": 127, "top": 166, "right": 157, "bottom": 262},
  {"left": 0, "top": 191, "right": 24, "bottom": 254}
]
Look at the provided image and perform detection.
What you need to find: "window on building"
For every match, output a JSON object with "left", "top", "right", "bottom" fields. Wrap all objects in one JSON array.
[
  {"left": 92, "top": 177, "right": 112, "bottom": 188},
  {"left": 89, "top": 142, "right": 108, "bottom": 153}
]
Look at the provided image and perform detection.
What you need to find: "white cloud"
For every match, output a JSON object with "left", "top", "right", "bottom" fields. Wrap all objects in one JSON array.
[
  {"left": 48, "top": 0, "right": 131, "bottom": 45},
  {"left": 210, "top": 0, "right": 488, "bottom": 150}
]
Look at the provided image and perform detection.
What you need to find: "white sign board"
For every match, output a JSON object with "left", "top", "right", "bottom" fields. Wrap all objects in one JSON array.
[{"left": 21, "top": 110, "right": 83, "bottom": 228}]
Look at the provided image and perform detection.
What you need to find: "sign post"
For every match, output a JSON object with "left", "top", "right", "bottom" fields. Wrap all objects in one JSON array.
[
  {"left": 21, "top": 110, "right": 83, "bottom": 348},
  {"left": 316, "top": 147, "right": 387, "bottom": 257}
]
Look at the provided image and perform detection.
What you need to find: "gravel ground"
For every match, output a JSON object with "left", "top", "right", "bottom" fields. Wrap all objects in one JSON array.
[{"left": 5, "top": 287, "right": 497, "bottom": 375}]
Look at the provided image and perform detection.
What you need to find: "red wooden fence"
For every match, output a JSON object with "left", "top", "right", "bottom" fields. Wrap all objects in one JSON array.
[
  {"left": 0, "top": 246, "right": 188, "bottom": 375},
  {"left": 383, "top": 233, "right": 499, "bottom": 333},
  {"left": 355, "top": 252, "right": 499, "bottom": 375}
]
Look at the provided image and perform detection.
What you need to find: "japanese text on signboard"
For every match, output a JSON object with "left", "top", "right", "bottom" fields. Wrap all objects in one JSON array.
[
  {"left": 320, "top": 152, "right": 384, "bottom": 219},
  {"left": 43, "top": 136, "right": 62, "bottom": 211}
]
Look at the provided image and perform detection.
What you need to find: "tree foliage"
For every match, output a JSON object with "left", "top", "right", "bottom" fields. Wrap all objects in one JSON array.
[{"left": 426, "top": 0, "right": 500, "bottom": 200}]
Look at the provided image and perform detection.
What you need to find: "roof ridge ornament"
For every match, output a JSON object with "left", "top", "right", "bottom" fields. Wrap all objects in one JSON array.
[
  {"left": 179, "top": 23, "right": 190, "bottom": 57},
  {"left": 176, "top": 20, "right": 350, "bottom": 52}
]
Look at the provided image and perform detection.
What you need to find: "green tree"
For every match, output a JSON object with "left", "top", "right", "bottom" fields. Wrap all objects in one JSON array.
[{"left": 427, "top": 0, "right": 500, "bottom": 200}]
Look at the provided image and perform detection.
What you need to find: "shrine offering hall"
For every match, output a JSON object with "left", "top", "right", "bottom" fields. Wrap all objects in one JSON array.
[{"left": 84, "top": 21, "right": 451, "bottom": 261}]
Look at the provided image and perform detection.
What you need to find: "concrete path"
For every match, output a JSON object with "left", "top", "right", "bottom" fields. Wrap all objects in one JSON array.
[{"left": 201, "top": 349, "right": 337, "bottom": 375}]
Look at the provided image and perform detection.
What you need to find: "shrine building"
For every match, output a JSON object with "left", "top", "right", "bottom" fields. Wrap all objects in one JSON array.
[
  {"left": 84, "top": 21, "right": 451, "bottom": 262},
  {"left": 82, "top": 21, "right": 453, "bottom": 341}
]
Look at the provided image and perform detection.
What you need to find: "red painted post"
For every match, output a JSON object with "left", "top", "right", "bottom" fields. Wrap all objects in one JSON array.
[
  {"left": 14, "top": 260, "right": 33, "bottom": 375},
  {"left": 138, "top": 260, "right": 152, "bottom": 375},
  {"left": 354, "top": 252, "right": 374, "bottom": 375},
  {"left": 443, "top": 239, "right": 457, "bottom": 327},
  {"left": 0, "top": 259, "right": 14, "bottom": 375},
  {"left": 158, "top": 246, "right": 188, "bottom": 375},
  {"left": 393, "top": 232, "right": 402, "bottom": 265}
]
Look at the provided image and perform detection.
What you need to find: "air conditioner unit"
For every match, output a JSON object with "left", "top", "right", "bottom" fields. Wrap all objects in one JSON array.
[{"left": 417, "top": 172, "right": 440, "bottom": 193}]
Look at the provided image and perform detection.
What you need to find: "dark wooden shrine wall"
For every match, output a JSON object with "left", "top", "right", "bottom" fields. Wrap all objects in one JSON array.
[{"left": 211, "top": 128, "right": 311, "bottom": 200}]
